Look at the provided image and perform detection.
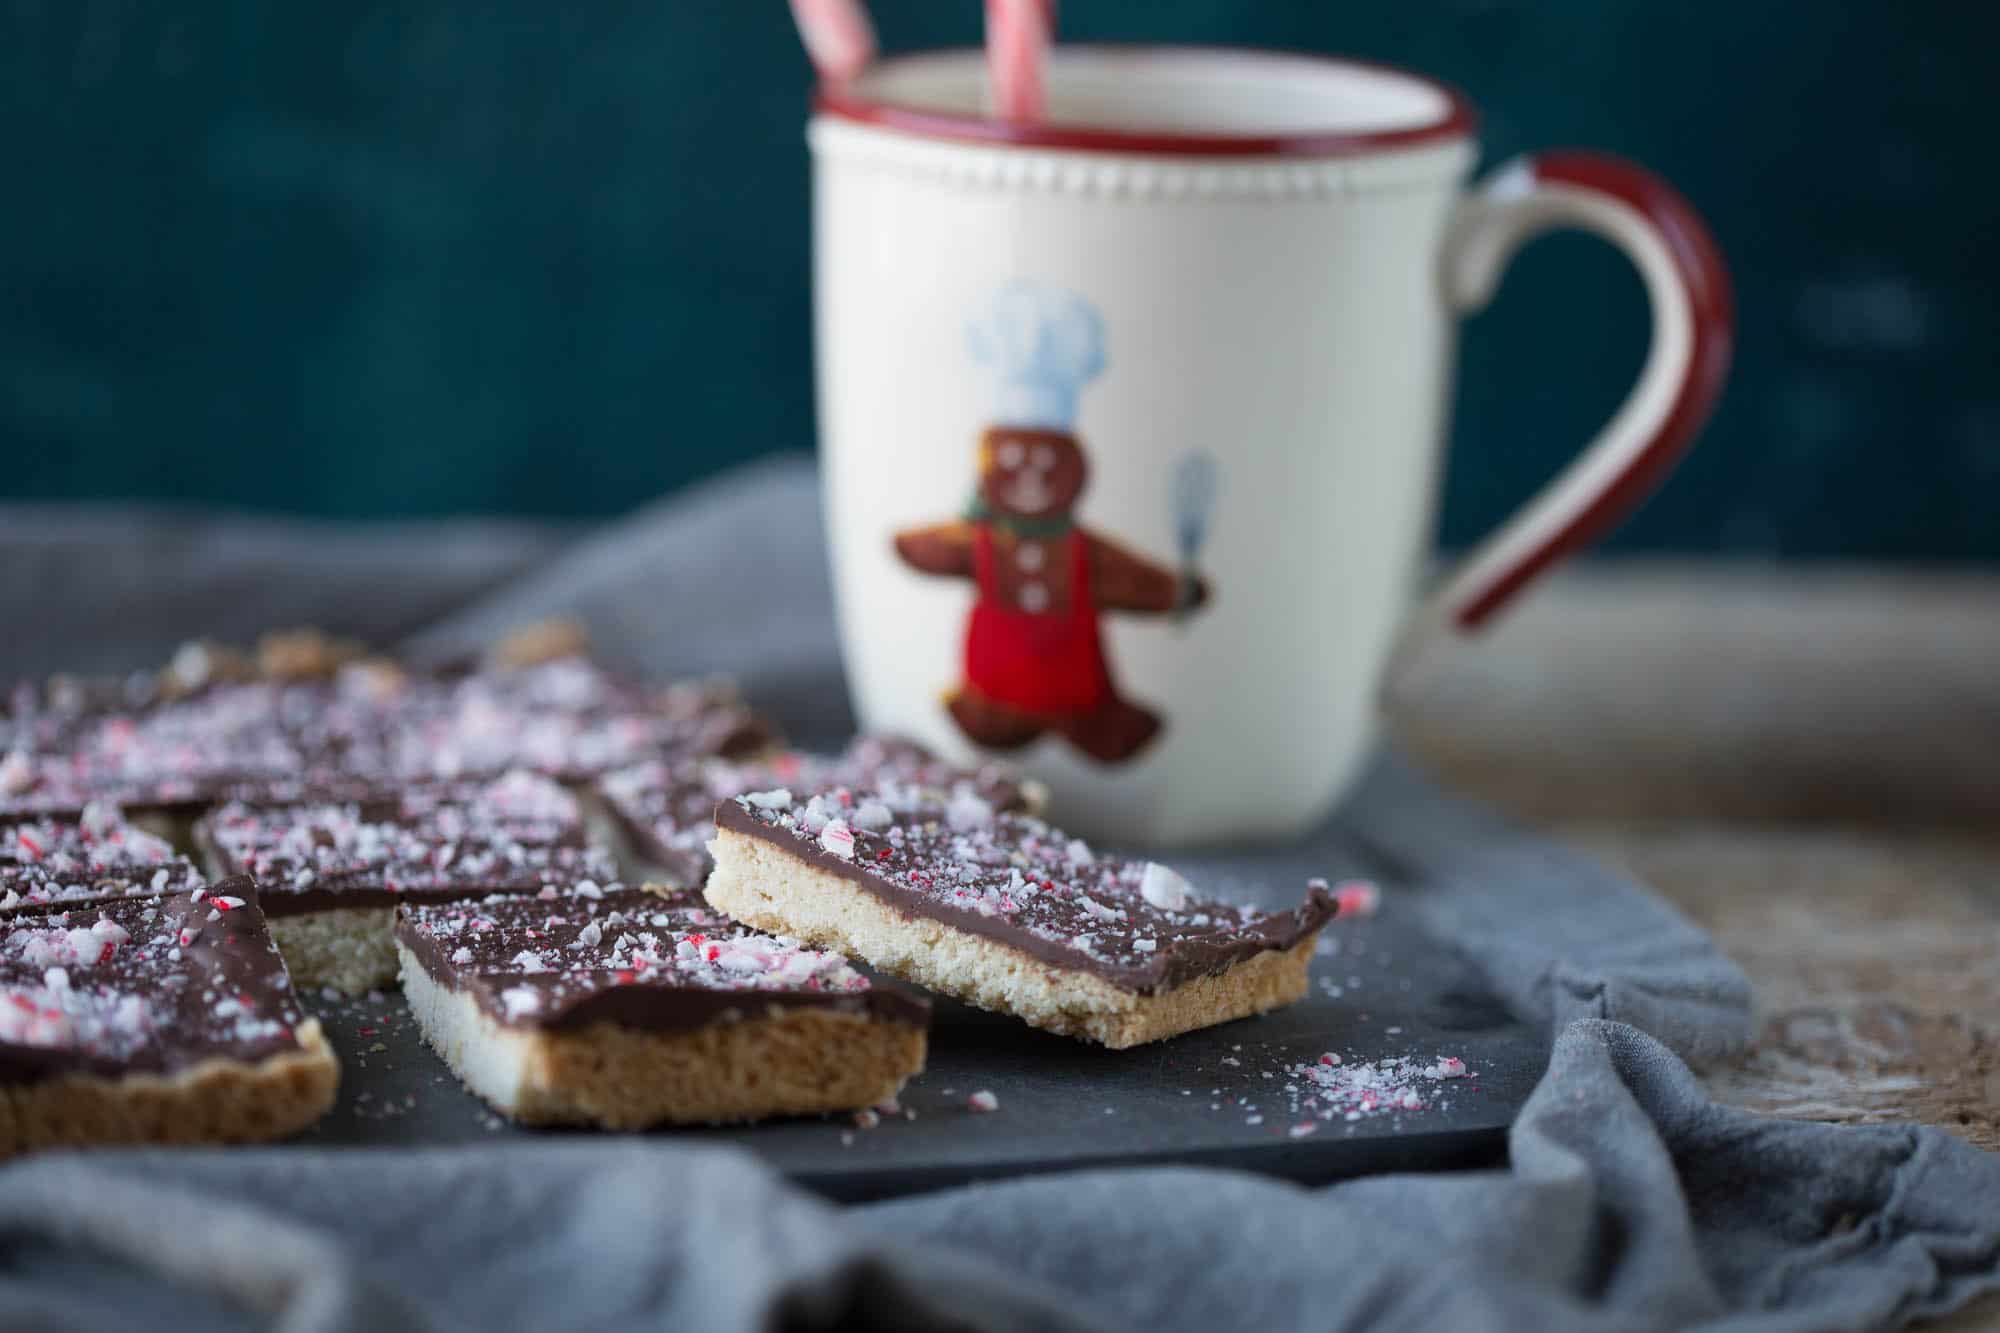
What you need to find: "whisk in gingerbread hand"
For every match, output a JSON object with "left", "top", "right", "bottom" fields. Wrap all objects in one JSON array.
[{"left": 1171, "top": 451, "right": 1220, "bottom": 625}]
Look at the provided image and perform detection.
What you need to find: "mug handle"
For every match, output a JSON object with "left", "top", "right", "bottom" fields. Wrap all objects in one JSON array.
[{"left": 1385, "top": 151, "right": 1734, "bottom": 690}]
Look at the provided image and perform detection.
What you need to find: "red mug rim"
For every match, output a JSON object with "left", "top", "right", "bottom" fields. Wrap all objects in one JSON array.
[{"left": 813, "top": 44, "right": 1479, "bottom": 159}]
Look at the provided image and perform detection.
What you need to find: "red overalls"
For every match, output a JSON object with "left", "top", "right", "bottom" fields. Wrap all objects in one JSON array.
[{"left": 964, "top": 523, "right": 1111, "bottom": 716}]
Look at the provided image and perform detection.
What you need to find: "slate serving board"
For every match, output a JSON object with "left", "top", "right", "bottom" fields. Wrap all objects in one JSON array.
[{"left": 295, "top": 899, "right": 1545, "bottom": 1202}]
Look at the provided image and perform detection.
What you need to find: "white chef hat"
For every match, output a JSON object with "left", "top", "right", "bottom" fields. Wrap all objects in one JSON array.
[{"left": 967, "top": 280, "right": 1107, "bottom": 433}]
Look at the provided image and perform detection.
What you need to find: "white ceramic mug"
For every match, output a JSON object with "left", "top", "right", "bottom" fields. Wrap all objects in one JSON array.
[{"left": 811, "top": 46, "right": 1731, "bottom": 845}]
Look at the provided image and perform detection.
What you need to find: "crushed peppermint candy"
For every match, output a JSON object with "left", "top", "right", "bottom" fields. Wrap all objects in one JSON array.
[
  {"left": 0, "top": 804, "right": 205, "bottom": 912},
  {"left": 304, "top": 658, "right": 767, "bottom": 786},
  {"left": 945, "top": 790, "right": 995, "bottom": 830},
  {"left": 2, "top": 656, "right": 766, "bottom": 823},
  {"left": 1138, "top": 862, "right": 1193, "bottom": 911},
  {"left": 500, "top": 986, "right": 542, "bottom": 1021},
  {"left": 0, "top": 679, "right": 310, "bottom": 819},
  {"left": 1309, "top": 877, "right": 1381, "bottom": 920},
  {"left": 1276, "top": 1051, "right": 1475, "bottom": 1126},
  {"left": 196, "top": 770, "right": 618, "bottom": 911},
  {"left": 966, "top": 1089, "right": 1000, "bottom": 1113},
  {"left": 1196, "top": 1038, "right": 1480, "bottom": 1135},
  {"left": 818, "top": 818, "right": 857, "bottom": 860},
  {"left": 0, "top": 879, "right": 307, "bottom": 1073},
  {"left": 594, "top": 738, "right": 1031, "bottom": 889}
]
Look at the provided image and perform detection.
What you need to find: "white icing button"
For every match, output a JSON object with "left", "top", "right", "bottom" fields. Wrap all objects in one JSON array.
[
  {"left": 1015, "top": 543, "right": 1046, "bottom": 572},
  {"left": 1019, "top": 581, "right": 1050, "bottom": 612}
]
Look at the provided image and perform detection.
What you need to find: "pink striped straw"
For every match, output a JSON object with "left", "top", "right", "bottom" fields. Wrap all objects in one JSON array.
[
  {"left": 985, "top": 0, "right": 1054, "bottom": 121},
  {"left": 788, "top": 0, "right": 877, "bottom": 84}
]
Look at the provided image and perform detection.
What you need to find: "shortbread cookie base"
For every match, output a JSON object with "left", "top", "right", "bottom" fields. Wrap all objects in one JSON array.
[
  {"left": 705, "top": 830, "right": 1318, "bottom": 1048},
  {"left": 0, "top": 1020, "right": 339, "bottom": 1156},
  {"left": 1016, "top": 778, "right": 1051, "bottom": 817},
  {"left": 271, "top": 908, "right": 400, "bottom": 996},
  {"left": 199, "top": 843, "right": 401, "bottom": 995},
  {"left": 130, "top": 809, "right": 195, "bottom": 846},
  {"left": 396, "top": 946, "right": 925, "bottom": 1128}
]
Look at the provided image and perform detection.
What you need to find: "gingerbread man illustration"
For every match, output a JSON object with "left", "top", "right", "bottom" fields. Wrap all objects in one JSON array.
[{"left": 895, "top": 282, "right": 1212, "bottom": 765}]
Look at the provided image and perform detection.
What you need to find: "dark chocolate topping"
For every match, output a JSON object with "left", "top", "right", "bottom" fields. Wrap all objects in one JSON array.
[
  {"left": 0, "top": 875, "right": 312, "bottom": 1084},
  {"left": 394, "top": 887, "right": 929, "bottom": 1032},
  {"left": 716, "top": 787, "right": 1336, "bottom": 995},
  {"left": 597, "top": 735, "right": 1031, "bottom": 887},
  {"left": 1, "top": 673, "right": 159, "bottom": 755},
  {"left": 287, "top": 657, "right": 772, "bottom": 786},
  {"left": 196, "top": 771, "right": 617, "bottom": 917},
  {"left": 2, "top": 655, "right": 774, "bottom": 820},
  {"left": 0, "top": 680, "right": 314, "bottom": 820},
  {"left": 1, "top": 803, "right": 206, "bottom": 913}
]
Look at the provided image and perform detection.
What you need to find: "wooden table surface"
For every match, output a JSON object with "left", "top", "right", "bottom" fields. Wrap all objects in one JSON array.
[{"left": 1387, "top": 562, "right": 2000, "bottom": 1330}]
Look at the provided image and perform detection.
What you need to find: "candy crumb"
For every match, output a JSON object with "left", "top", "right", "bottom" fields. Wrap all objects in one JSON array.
[
  {"left": 967, "top": 1090, "right": 999, "bottom": 1113},
  {"left": 818, "top": 819, "right": 857, "bottom": 860},
  {"left": 1330, "top": 880, "right": 1381, "bottom": 919}
]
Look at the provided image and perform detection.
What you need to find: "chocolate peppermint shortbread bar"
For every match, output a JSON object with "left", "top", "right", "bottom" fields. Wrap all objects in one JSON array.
[
  {"left": 0, "top": 644, "right": 775, "bottom": 822},
  {"left": 2, "top": 802, "right": 206, "bottom": 914},
  {"left": 298, "top": 656, "right": 774, "bottom": 787},
  {"left": 194, "top": 770, "right": 618, "bottom": 995},
  {"left": 395, "top": 886, "right": 929, "bottom": 1128},
  {"left": 0, "top": 679, "right": 309, "bottom": 821},
  {"left": 706, "top": 786, "right": 1337, "bottom": 1048},
  {"left": 0, "top": 877, "right": 339, "bottom": 1154},
  {"left": 594, "top": 735, "right": 1038, "bottom": 888}
]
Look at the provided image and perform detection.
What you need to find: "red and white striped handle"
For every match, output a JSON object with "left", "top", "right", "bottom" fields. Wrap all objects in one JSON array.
[
  {"left": 1388, "top": 151, "right": 1733, "bottom": 689},
  {"left": 789, "top": 0, "right": 1055, "bottom": 121},
  {"left": 985, "top": 0, "right": 1054, "bottom": 121},
  {"left": 788, "top": 0, "right": 876, "bottom": 84}
]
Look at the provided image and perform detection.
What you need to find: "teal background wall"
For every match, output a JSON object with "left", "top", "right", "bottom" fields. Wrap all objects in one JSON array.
[{"left": 4, "top": 2, "right": 1994, "bottom": 559}]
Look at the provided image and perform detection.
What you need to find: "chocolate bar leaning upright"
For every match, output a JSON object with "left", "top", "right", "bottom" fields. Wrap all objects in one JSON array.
[{"left": 706, "top": 785, "right": 1336, "bottom": 1048}]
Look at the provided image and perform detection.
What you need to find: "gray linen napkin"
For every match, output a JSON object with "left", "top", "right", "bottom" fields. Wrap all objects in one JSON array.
[
  {"left": 0, "top": 1022, "right": 1991, "bottom": 1332},
  {"left": 0, "top": 456, "right": 1993, "bottom": 1331}
]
